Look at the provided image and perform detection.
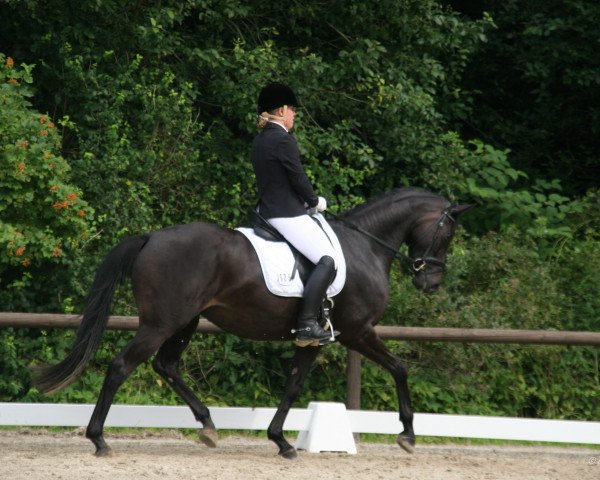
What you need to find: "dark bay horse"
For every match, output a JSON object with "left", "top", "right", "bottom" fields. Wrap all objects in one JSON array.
[{"left": 34, "top": 187, "right": 472, "bottom": 458}]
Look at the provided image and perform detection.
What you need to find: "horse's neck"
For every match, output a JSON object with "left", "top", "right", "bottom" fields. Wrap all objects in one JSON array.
[{"left": 349, "top": 195, "right": 441, "bottom": 251}]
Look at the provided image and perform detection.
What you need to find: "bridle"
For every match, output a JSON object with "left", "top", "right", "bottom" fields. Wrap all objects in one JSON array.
[
  {"left": 408, "top": 208, "right": 455, "bottom": 276},
  {"left": 328, "top": 207, "right": 456, "bottom": 276}
]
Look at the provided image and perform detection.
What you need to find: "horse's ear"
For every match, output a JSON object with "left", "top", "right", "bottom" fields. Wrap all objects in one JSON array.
[{"left": 449, "top": 204, "right": 475, "bottom": 218}]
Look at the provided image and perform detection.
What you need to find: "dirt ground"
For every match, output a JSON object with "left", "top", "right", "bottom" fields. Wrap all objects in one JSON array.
[{"left": 0, "top": 429, "right": 598, "bottom": 480}]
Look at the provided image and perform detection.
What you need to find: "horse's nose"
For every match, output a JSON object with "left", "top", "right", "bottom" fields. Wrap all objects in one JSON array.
[{"left": 413, "top": 275, "right": 441, "bottom": 293}]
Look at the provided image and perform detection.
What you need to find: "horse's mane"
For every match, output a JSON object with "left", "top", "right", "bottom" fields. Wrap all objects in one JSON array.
[{"left": 342, "top": 187, "right": 445, "bottom": 226}]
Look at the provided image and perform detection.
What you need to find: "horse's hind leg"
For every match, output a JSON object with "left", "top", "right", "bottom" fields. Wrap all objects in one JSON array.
[
  {"left": 344, "top": 328, "right": 415, "bottom": 453},
  {"left": 151, "top": 316, "right": 217, "bottom": 448},
  {"left": 86, "top": 326, "right": 168, "bottom": 456},
  {"left": 267, "top": 345, "right": 320, "bottom": 459}
]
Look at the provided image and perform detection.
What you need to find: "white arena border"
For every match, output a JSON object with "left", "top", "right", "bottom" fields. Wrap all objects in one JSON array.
[{"left": 1, "top": 401, "right": 598, "bottom": 453}]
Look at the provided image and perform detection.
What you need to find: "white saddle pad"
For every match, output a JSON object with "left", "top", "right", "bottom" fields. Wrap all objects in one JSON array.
[{"left": 236, "top": 213, "right": 346, "bottom": 298}]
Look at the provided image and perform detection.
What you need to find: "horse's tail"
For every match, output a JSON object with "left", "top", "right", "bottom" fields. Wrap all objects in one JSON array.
[{"left": 33, "top": 234, "right": 150, "bottom": 394}]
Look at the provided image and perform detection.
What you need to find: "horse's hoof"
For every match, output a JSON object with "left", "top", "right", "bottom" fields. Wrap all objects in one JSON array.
[
  {"left": 396, "top": 432, "right": 415, "bottom": 454},
  {"left": 279, "top": 446, "right": 298, "bottom": 459},
  {"left": 94, "top": 446, "right": 112, "bottom": 457},
  {"left": 198, "top": 427, "right": 218, "bottom": 448}
]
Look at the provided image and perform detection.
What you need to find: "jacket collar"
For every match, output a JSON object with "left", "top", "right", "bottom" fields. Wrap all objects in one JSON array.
[{"left": 265, "top": 121, "right": 288, "bottom": 133}]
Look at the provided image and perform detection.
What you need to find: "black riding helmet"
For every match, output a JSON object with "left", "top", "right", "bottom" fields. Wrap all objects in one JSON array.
[{"left": 257, "top": 83, "right": 298, "bottom": 114}]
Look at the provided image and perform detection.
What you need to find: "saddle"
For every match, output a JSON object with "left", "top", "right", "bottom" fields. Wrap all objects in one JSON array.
[
  {"left": 243, "top": 208, "right": 341, "bottom": 334},
  {"left": 247, "top": 208, "right": 313, "bottom": 285}
]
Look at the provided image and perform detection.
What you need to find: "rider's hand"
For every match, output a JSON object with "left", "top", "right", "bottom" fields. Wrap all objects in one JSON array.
[{"left": 316, "top": 196, "right": 327, "bottom": 212}]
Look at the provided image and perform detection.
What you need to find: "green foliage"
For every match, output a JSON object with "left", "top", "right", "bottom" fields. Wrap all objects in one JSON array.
[
  {"left": 0, "top": 0, "right": 493, "bottom": 228},
  {"left": 459, "top": 0, "right": 600, "bottom": 196},
  {"left": 376, "top": 230, "right": 600, "bottom": 420},
  {"left": 0, "top": 54, "right": 93, "bottom": 308},
  {"left": 423, "top": 135, "right": 583, "bottom": 253}
]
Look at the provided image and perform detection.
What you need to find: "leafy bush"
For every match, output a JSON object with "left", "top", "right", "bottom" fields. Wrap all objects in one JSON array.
[
  {"left": 0, "top": 55, "right": 94, "bottom": 310},
  {"left": 372, "top": 230, "right": 600, "bottom": 420},
  {"left": 423, "top": 136, "right": 583, "bottom": 253}
]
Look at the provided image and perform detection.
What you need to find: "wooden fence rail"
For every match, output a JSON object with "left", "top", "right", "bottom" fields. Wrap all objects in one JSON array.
[
  {"left": 2, "top": 312, "right": 600, "bottom": 345},
  {"left": 2, "top": 312, "right": 599, "bottom": 410}
]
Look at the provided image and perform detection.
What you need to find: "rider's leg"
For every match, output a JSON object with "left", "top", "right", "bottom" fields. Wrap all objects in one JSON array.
[
  {"left": 295, "top": 254, "right": 336, "bottom": 342},
  {"left": 268, "top": 215, "right": 340, "bottom": 344}
]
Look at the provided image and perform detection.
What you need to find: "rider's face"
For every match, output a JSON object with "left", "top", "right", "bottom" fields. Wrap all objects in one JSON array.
[{"left": 281, "top": 105, "right": 296, "bottom": 131}]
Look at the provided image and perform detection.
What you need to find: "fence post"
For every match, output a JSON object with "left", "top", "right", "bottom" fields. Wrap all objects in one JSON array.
[
  {"left": 346, "top": 349, "right": 361, "bottom": 410},
  {"left": 346, "top": 349, "right": 362, "bottom": 441}
]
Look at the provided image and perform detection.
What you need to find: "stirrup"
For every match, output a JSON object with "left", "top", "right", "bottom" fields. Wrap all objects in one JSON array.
[
  {"left": 319, "top": 298, "right": 339, "bottom": 344},
  {"left": 293, "top": 339, "right": 321, "bottom": 347},
  {"left": 291, "top": 325, "right": 329, "bottom": 345},
  {"left": 291, "top": 316, "right": 339, "bottom": 348},
  {"left": 292, "top": 332, "right": 337, "bottom": 347}
]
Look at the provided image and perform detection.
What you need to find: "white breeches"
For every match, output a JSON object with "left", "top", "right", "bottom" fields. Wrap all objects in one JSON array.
[{"left": 268, "top": 215, "right": 338, "bottom": 268}]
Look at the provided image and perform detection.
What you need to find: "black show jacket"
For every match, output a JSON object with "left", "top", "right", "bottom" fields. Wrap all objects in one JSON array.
[{"left": 251, "top": 122, "right": 318, "bottom": 219}]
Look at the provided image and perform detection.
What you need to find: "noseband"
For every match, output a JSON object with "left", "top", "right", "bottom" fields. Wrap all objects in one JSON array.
[
  {"left": 408, "top": 208, "right": 455, "bottom": 275},
  {"left": 331, "top": 207, "right": 455, "bottom": 277}
]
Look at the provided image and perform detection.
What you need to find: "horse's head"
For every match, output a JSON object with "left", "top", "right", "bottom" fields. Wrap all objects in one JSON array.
[{"left": 407, "top": 203, "right": 474, "bottom": 293}]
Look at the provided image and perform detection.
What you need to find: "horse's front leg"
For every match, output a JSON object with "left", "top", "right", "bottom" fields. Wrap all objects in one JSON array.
[
  {"left": 344, "top": 327, "right": 415, "bottom": 453},
  {"left": 267, "top": 345, "right": 320, "bottom": 459}
]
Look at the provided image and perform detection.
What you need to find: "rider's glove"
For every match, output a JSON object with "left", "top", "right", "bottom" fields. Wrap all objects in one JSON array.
[{"left": 316, "top": 196, "right": 327, "bottom": 212}]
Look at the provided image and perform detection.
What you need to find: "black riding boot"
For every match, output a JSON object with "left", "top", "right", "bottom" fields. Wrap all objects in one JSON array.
[{"left": 294, "top": 255, "right": 339, "bottom": 345}]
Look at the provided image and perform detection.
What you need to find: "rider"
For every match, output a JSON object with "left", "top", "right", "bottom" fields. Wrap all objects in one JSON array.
[{"left": 251, "top": 82, "right": 339, "bottom": 345}]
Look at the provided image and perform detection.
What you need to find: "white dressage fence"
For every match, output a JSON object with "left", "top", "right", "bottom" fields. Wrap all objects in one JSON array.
[
  {"left": 2, "top": 313, "right": 599, "bottom": 453},
  {"left": 1, "top": 401, "right": 598, "bottom": 454}
]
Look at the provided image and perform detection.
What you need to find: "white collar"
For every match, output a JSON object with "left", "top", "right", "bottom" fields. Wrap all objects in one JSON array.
[{"left": 268, "top": 120, "right": 288, "bottom": 132}]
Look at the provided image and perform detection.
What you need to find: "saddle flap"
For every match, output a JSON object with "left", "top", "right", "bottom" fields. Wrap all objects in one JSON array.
[
  {"left": 246, "top": 208, "right": 315, "bottom": 284},
  {"left": 247, "top": 208, "right": 285, "bottom": 242},
  {"left": 235, "top": 212, "right": 346, "bottom": 298}
]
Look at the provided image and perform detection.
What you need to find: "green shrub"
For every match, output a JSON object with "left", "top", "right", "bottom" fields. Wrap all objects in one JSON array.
[
  {"left": 0, "top": 55, "right": 94, "bottom": 311},
  {"left": 371, "top": 230, "right": 600, "bottom": 420}
]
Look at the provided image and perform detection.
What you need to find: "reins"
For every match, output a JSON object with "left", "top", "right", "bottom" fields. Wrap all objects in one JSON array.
[{"left": 325, "top": 207, "right": 455, "bottom": 276}]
